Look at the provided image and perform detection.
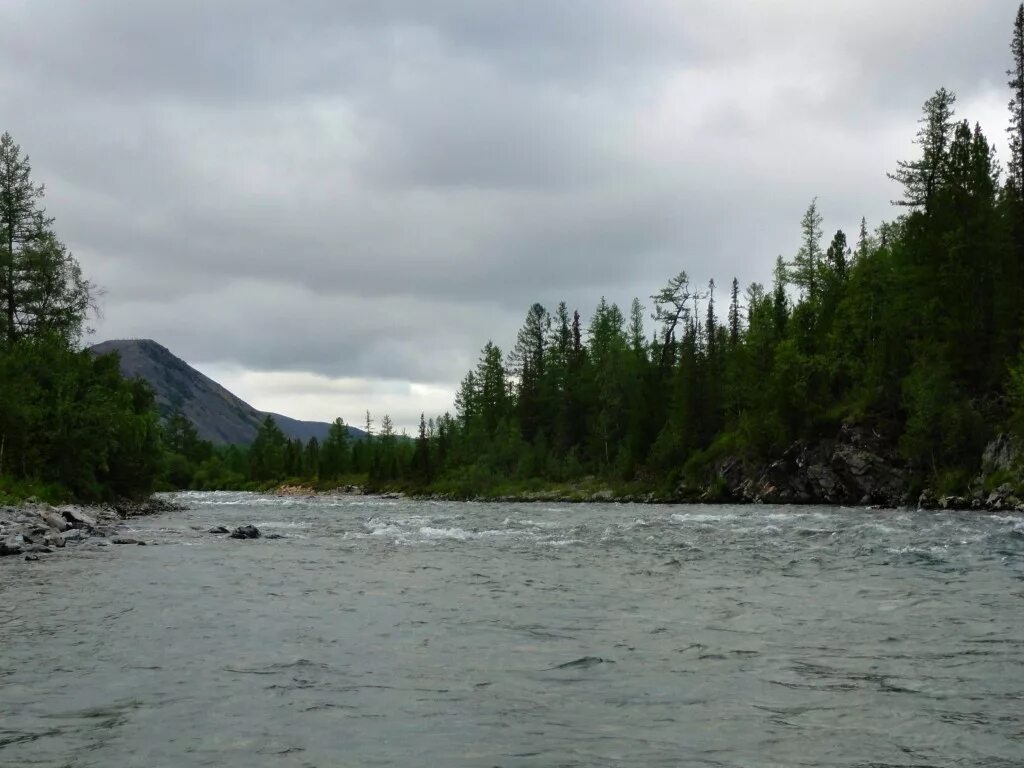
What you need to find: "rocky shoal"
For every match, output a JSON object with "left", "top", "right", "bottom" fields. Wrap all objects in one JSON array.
[{"left": 0, "top": 497, "right": 181, "bottom": 561}]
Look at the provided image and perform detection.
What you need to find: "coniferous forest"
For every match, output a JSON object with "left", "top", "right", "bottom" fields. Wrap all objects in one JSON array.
[{"left": 3, "top": 7, "right": 1024, "bottom": 505}]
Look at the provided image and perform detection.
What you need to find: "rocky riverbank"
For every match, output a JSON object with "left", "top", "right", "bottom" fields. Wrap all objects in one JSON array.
[
  {"left": 685, "top": 427, "right": 1024, "bottom": 512},
  {"left": 0, "top": 497, "right": 183, "bottom": 560},
  {"left": 420, "top": 429, "right": 1024, "bottom": 511}
]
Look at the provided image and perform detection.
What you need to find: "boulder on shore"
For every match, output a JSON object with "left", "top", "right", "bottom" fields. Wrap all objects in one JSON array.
[
  {"left": 0, "top": 539, "right": 23, "bottom": 557},
  {"left": 37, "top": 509, "right": 70, "bottom": 532},
  {"left": 58, "top": 506, "right": 97, "bottom": 529}
]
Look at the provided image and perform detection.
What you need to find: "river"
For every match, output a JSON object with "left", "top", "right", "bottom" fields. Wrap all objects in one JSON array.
[{"left": 1, "top": 492, "right": 1023, "bottom": 767}]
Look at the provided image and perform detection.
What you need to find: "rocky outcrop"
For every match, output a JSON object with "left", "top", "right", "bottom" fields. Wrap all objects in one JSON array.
[
  {"left": 709, "top": 425, "right": 909, "bottom": 507},
  {"left": 230, "top": 525, "right": 261, "bottom": 539},
  {"left": 980, "top": 433, "right": 1021, "bottom": 476}
]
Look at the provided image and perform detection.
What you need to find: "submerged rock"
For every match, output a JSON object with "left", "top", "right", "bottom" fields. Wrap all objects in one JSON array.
[
  {"left": 230, "top": 525, "right": 261, "bottom": 540},
  {"left": 208, "top": 526, "right": 230, "bottom": 534},
  {"left": 552, "top": 656, "right": 613, "bottom": 670}
]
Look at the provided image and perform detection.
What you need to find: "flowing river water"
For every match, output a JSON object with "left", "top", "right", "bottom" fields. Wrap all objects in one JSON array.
[{"left": 2, "top": 492, "right": 1024, "bottom": 767}]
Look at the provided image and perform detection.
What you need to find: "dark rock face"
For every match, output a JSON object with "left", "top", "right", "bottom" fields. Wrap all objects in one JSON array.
[
  {"left": 710, "top": 425, "right": 909, "bottom": 507},
  {"left": 981, "top": 433, "right": 1020, "bottom": 475},
  {"left": 230, "top": 525, "right": 261, "bottom": 540}
]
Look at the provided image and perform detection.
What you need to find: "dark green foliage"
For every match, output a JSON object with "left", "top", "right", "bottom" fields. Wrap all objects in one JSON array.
[
  {"left": 0, "top": 132, "right": 94, "bottom": 349},
  {"left": 0, "top": 133, "right": 160, "bottom": 501},
  {"left": 0, "top": 338, "right": 162, "bottom": 499}
]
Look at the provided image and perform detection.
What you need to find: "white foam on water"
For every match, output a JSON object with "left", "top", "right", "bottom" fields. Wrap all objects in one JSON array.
[
  {"left": 418, "top": 526, "right": 474, "bottom": 541},
  {"left": 670, "top": 512, "right": 737, "bottom": 524}
]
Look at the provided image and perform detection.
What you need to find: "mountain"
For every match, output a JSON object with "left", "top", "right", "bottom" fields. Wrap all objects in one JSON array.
[{"left": 88, "top": 339, "right": 364, "bottom": 445}]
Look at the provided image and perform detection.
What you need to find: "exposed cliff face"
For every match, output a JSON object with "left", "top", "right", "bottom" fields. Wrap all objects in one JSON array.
[
  {"left": 706, "top": 425, "right": 910, "bottom": 507},
  {"left": 694, "top": 427, "right": 1024, "bottom": 512},
  {"left": 88, "top": 339, "right": 363, "bottom": 445}
]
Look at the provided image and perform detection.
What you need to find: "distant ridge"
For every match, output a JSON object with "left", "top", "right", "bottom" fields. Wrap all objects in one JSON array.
[{"left": 88, "top": 339, "right": 364, "bottom": 445}]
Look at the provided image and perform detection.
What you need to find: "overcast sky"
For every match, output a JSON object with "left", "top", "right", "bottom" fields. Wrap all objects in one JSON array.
[{"left": 1, "top": 1, "right": 1017, "bottom": 432}]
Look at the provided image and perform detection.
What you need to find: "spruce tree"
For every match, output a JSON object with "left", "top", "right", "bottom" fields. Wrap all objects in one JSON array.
[
  {"left": 857, "top": 217, "right": 872, "bottom": 260},
  {"left": 628, "top": 297, "right": 645, "bottom": 355},
  {"left": 1008, "top": 4, "right": 1024, "bottom": 197},
  {"left": 728, "top": 277, "right": 741, "bottom": 346}
]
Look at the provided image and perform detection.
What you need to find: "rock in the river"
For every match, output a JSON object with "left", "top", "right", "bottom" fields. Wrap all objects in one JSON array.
[
  {"left": 24, "top": 544, "right": 52, "bottom": 554},
  {"left": 24, "top": 554, "right": 39, "bottom": 561},
  {"left": 208, "top": 526, "right": 230, "bottom": 534},
  {"left": 112, "top": 537, "right": 142, "bottom": 545},
  {"left": 230, "top": 525, "right": 261, "bottom": 539}
]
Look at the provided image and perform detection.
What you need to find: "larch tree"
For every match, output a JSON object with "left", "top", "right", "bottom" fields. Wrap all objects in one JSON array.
[
  {"left": 789, "top": 199, "right": 823, "bottom": 302},
  {"left": 888, "top": 88, "right": 957, "bottom": 212},
  {"left": 0, "top": 132, "right": 93, "bottom": 347},
  {"left": 651, "top": 271, "right": 693, "bottom": 366}
]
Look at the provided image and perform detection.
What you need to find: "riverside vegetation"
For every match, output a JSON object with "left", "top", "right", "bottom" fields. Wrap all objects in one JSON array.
[{"left": 3, "top": 7, "right": 1024, "bottom": 511}]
